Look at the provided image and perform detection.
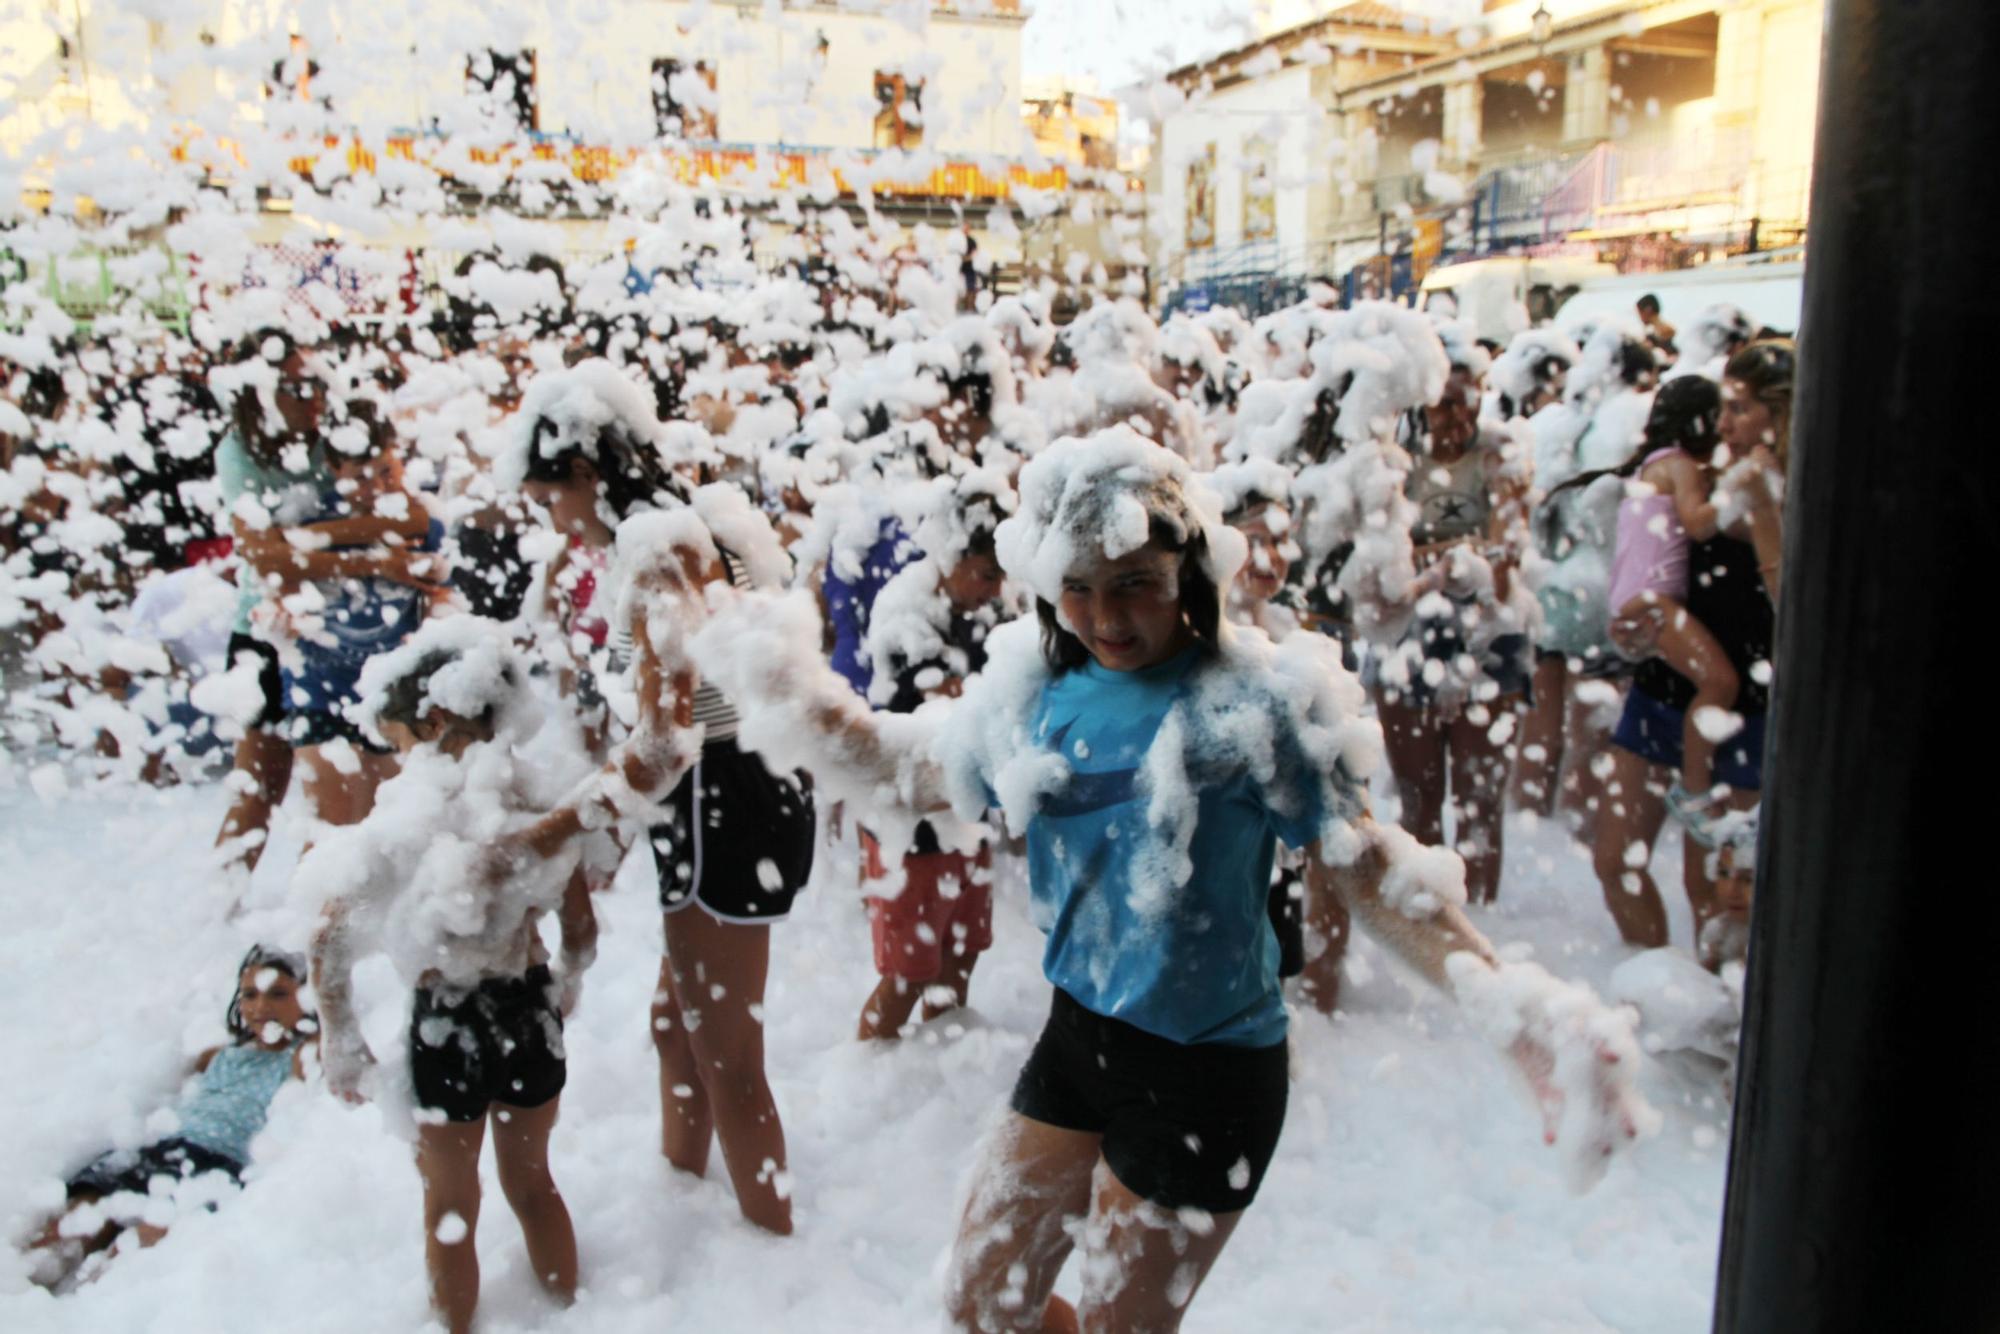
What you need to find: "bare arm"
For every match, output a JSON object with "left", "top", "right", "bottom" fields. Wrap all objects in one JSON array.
[
  {"left": 1665, "top": 456, "right": 1722, "bottom": 542},
  {"left": 1485, "top": 468, "right": 1532, "bottom": 603},
  {"left": 505, "top": 567, "right": 707, "bottom": 860},
  {"left": 1309, "top": 818, "right": 1655, "bottom": 1176},
  {"left": 294, "top": 507, "right": 430, "bottom": 549},
  {"left": 1304, "top": 820, "right": 1498, "bottom": 989},
  {"left": 309, "top": 898, "right": 373, "bottom": 1103},
  {"left": 1742, "top": 445, "right": 1784, "bottom": 603}
]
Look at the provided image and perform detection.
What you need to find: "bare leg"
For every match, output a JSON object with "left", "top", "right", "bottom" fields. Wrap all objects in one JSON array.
[
  {"left": 215, "top": 727, "right": 293, "bottom": 877},
  {"left": 924, "top": 948, "right": 980, "bottom": 1021},
  {"left": 1558, "top": 674, "right": 1624, "bottom": 848},
  {"left": 945, "top": 1114, "right": 1101, "bottom": 1333},
  {"left": 1374, "top": 693, "right": 1446, "bottom": 847},
  {"left": 1296, "top": 874, "right": 1350, "bottom": 1015},
  {"left": 416, "top": 1118, "right": 486, "bottom": 1334},
  {"left": 651, "top": 953, "right": 712, "bottom": 1176},
  {"left": 858, "top": 973, "right": 925, "bottom": 1042},
  {"left": 490, "top": 1098, "right": 578, "bottom": 1304},
  {"left": 26, "top": 1199, "right": 119, "bottom": 1288},
  {"left": 1447, "top": 693, "right": 1523, "bottom": 905},
  {"left": 1649, "top": 605, "right": 1740, "bottom": 800},
  {"left": 1590, "top": 746, "right": 1673, "bottom": 948},
  {"left": 1511, "top": 652, "right": 1568, "bottom": 816},
  {"left": 663, "top": 907, "right": 792, "bottom": 1235},
  {"left": 1076, "top": 1166, "right": 1245, "bottom": 1334}
]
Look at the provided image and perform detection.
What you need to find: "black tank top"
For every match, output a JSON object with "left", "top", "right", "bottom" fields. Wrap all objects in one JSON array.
[{"left": 1635, "top": 532, "right": 1774, "bottom": 714}]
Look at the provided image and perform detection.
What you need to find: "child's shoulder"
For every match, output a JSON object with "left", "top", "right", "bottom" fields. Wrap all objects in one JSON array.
[{"left": 1640, "top": 447, "right": 1697, "bottom": 480}]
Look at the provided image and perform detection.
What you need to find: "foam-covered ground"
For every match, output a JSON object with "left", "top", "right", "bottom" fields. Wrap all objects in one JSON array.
[{"left": 0, "top": 781, "right": 1728, "bottom": 1331}]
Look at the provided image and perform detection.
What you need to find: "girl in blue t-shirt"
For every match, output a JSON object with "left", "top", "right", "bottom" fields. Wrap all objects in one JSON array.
[
  {"left": 26, "top": 946, "right": 315, "bottom": 1289},
  {"left": 687, "top": 431, "right": 1653, "bottom": 1333}
]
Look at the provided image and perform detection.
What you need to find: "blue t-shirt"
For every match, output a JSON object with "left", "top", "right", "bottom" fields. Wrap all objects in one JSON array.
[
  {"left": 1018, "top": 648, "right": 1330, "bottom": 1049},
  {"left": 824, "top": 518, "right": 918, "bottom": 698},
  {"left": 280, "top": 491, "right": 443, "bottom": 714},
  {"left": 175, "top": 1045, "right": 293, "bottom": 1165}
]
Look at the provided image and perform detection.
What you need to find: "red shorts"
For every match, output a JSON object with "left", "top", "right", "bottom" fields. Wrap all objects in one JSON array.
[{"left": 862, "top": 834, "right": 994, "bottom": 981}]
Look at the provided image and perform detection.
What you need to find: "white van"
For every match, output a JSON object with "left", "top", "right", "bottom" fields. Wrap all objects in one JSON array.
[
  {"left": 1420, "top": 251, "right": 1805, "bottom": 345},
  {"left": 1416, "top": 255, "right": 1619, "bottom": 343},
  {"left": 1551, "top": 253, "right": 1805, "bottom": 340}
]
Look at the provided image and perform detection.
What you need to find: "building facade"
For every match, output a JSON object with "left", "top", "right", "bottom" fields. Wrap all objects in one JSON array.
[
  {"left": 4, "top": 1, "right": 1151, "bottom": 318},
  {"left": 1145, "top": 0, "right": 1824, "bottom": 313}
]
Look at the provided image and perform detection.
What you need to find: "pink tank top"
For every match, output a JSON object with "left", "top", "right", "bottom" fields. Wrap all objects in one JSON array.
[{"left": 1608, "top": 448, "right": 1692, "bottom": 610}]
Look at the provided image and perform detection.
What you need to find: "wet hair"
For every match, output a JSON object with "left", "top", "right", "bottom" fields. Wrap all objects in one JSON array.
[
  {"left": 226, "top": 944, "right": 316, "bottom": 1046},
  {"left": 1724, "top": 338, "right": 1796, "bottom": 464},
  {"left": 227, "top": 327, "right": 305, "bottom": 461},
  {"left": 518, "top": 415, "right": 688, "bottom": 522},
  {"left": 1548, "top": 375, "right": 1723, "bottom": 499},
  {"left": 1638, "top": 294, "right": 1662, "bottom": 316},
  {"left": 1222, "top": 490, "right": 1287, "bottom": 528},
  {"left": 1035, "top": 516, "right": 1223, "bottom": 673},
  {"left": 1297, "top": 379, "right": 1352, "bottom": 465},
  {"left": 945, "top": 362, "right": 995, "bottom": 424},
  {"left": 18, "top": 363, "right": 67, "bottom": 418},
  {"left": 373, "top": 647, "right": 510, "bottom": 736},
  {"left": 1046, "top": 331, "right": 1077, "bottom": 372},
  {"left": 1616, "top": 336, "right": 1660, "bottom": 386},
  {"left": 1498, "top": 353, "right": 1572, "bottom": 421},
  {"left": 963, "top": 524, "right": 999, "bottom": 563},
  {"left": 450, "top": 251, "right": 572, "bottom": 341}
]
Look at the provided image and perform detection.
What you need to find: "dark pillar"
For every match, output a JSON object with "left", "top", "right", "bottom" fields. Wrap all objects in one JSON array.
[{"left": 1714, "top": 2, "right": 1998, "bottom": 1331}]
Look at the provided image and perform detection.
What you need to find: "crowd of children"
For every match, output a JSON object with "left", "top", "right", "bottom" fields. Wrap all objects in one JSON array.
[{"left": 2, "top": 232, "right": 1793, "bottom": 1328}]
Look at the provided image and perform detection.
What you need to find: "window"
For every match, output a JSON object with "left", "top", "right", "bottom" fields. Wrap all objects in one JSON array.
[
  {"left": 467, "top": 49, "right": 537, "bottom": 133},
  {"left": 652, "top": 58, "right": 718, "bottom": 141},
  {"left": 1242, "top": 137, "right": 1276, "bottom": 241},
  {"left": 872, "top": 71, "right": 924, "bottom": 150}
]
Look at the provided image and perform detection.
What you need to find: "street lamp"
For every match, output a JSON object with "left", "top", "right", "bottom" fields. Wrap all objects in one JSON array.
[{"left": 1531, "top": 3, "right": 1554, "bottom": 52}]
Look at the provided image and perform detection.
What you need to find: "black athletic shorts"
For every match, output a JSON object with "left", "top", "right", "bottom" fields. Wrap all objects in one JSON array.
[
  {"left": 224, "top": 632, "right": 286, "bottom": 732},
  {"left": 650, "top": 737, "right": 815, "bottom": 923},
  {"left": 67, "top": 1137, "right": 244, "bottom": 1201},
  {"left": 1010, "top": 988, "right": 1289, "bottom": 1215},
  {"left": 410, "top": 965, "right": 567, "bottom": 1123}
]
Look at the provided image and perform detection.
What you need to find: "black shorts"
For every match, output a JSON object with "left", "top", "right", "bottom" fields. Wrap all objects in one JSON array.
[
  {"left": 67, "top": 1137, "right": 243, "bottom": 1201},
  {"left": 225, "top": 632, "right": 286, "bottom": 732},
  {"left": 410, "top": 965, "right": 567, "bottom": 1123},
  {"left": 1010, "top": 988, "right": 1289, "bottom": 1215},
  {"left": 650, "top": 737, "right": 815, "bottom": 924}
]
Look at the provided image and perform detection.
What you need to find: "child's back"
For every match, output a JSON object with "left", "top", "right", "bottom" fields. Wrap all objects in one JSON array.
[{"left": 1608, "top": 447, "right": 1699, "bottom": 615}]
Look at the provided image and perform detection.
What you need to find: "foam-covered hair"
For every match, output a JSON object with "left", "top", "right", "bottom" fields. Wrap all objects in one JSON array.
[
  {"left": 1310, "top": 301, "right": 1453, "bottom": 444},
  {"left": 995, "top": 425, "right": 1246, "bottom": 605},
  {"left": 1489, "top": 326, "right": 1582, "bottom": 409},
  {"left": 355, "top": 615, "right": 531, "bottom": 742}
]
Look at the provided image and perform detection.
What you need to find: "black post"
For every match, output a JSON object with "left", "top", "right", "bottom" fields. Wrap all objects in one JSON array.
[{"left": 1714, "top": 3, "right": 1997, "bottom": 1331}]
